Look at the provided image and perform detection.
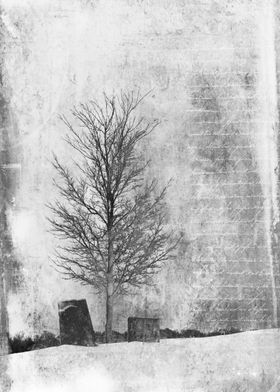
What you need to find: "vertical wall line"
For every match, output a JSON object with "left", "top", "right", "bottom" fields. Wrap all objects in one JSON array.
[
  {"left": 256, "top": 0, "right": 279, "bottom": 327},
  {"left": 273, "top": 0, "right": 280, "bottom": 328}
]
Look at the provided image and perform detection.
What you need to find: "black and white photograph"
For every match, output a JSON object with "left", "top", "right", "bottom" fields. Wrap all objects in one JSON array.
[{"left": 0, "top": 1, "right": 280, "bottom": 391}]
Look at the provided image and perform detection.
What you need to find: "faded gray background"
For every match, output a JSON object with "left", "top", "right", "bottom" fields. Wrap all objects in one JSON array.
[{"left": 0, "top": 0, "right": 280, "bottom": 339}]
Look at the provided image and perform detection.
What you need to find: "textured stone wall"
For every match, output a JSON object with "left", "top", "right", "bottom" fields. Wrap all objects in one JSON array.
[
  {"left": 1, "top": 0, "right": 280, "bottom": 336},
  {"left": 0, "top": 13, "right": 22, "bottom": 353}
]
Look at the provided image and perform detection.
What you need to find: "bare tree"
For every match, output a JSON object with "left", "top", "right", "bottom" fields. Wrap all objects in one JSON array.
[{"left": 47, "top": 92, "right": 179, "bottom": 343}]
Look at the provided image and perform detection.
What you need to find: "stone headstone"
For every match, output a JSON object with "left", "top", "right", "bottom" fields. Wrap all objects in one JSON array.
[
  {"left": 58, "top": 299, "right": 95, "bottom": 346},
  {"left": 128, "top": 317, "right": 160, "bottom": 342}
]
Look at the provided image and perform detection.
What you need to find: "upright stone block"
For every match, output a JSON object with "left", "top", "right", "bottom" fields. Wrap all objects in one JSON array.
[
  {"left": 128, "top": 317, "right": 160, "bottom": 342},
  {"left": 58, "top": 299, "right": 95, "bottom": 346}
]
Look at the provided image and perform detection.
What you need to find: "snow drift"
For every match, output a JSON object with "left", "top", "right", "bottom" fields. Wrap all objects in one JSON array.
[{"left": 0, "top": 329, "right": 280, "bottom": 392}]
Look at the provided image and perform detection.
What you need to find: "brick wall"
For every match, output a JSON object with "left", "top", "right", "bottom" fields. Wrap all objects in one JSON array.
[{"left": 2, "top": 0, "right": 280, "bottom": 334}]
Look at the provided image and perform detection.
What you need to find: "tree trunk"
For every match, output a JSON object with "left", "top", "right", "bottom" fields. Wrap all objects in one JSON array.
[
  {"left": 105, "top": 224, "right": 114, "bottom": 343},
  {"left": 105, "top": 274, "right": 113, "bottom": 343}
]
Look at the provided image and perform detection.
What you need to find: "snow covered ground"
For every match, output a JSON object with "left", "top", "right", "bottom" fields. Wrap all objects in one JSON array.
[{"left": 0, "top": 329, "right": 280, "bottom": 392}]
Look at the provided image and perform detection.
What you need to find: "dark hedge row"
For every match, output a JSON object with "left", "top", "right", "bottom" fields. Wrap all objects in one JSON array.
[{"left": 8, "top": 327, "right": 241, "bottom": 353}]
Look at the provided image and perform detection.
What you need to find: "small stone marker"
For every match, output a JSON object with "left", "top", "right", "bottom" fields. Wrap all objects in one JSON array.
[
  {"left": 58, "top": 299, "right": 95, "bottom": 346},
  {"left": 128, "top": 317, "right": 160, "bottom": 342}
]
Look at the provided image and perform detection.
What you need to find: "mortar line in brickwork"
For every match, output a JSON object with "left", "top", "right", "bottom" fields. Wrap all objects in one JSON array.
[
  {"left": 132, "top": 45, "right": 258, "bottom": 51},
  {"left": 193, "top": 162, "right": 262, "bottom": 167},
  {"left": 190, "top": 253, "right": 266, "bottom": 257},
  {"left": 191, "top": 232, "right": 262, "bottom": 236},
  {"left": 217, "top": 269, "right": 271, "bottom": 274},
  {"left": 170, "top": 48, "right": 259, "bottom": 52},
  {"left": 191, "top": 179, "right": 259, "bottom": 182},
  {"left": 190, "top": 207, "right": 263, "bottom": 211},
  {"left": 186, "top": 110, "right": 258, "bottom": 113},
  {"left": 190, "top": 133, "right": 253, "bottom": 136},
  {"left": 191, "top": 170, "right": 259, "bottom": 174},
  {"left": 206, "top": 245, "right": 268, "bottom": 249},
  {"left": 190, "top": 222, "right": 265, "bottom": 226},
  {"left": 207, "top": 319, "right": 269, "bottom": 322},
  {"left": 186, "top": 84, "right": 256, "bottom": 88},
  {"left": 186, "top": 71, "right": 258, "bottom": 76},
  {"left": 217, "top": 273, "right": 272, "bottom": 277},
  {"left": 189, "top": 221, "right": 265, "bottom": 225},
  {"left": 192, "top": 231, "right": 259, "bottom": 235},
  {"left": 189, "top": 196, "right": 265, "bottom": 200},
  {"left": 191, "top": 188, "right": 263, "bottom": 193},
  {"left": 192, "top": 235, "right": 254, "bottom": 239},
  {"left": 191, "top": 183, "right": 268, "bottom": 187},
  {"left": 196, "top": 302, "right": 268, "bottom": 306},
  {"left": 178, "top": 59, "right": 258, "bottom": 63},
  {"left": 216, "top": 261, "right": 269, "bottom": 264},
  {"left": 194, "top": 254, "right": 267, "bottom": 258},
  {"left": 191, "top": 146, "right": 255, "bottom": 150},
  {"left": 190, "top": 206, "right": 264, "bottom": 210},
  {"left": 162, "top": 3, "right": 261, "bottom": 10},
  {"left": 186, "top": 121, "right": 270, "bottom": 124},
  {"left": 191, "top": 180, "right": 262, "bottom": 184},
  {"left": 189, "top": 211, "right": 264, "bottom": 216},
  {"left": 190, "top": 231, "right": 262, "bottom": 235},
  {"left": 192, "top": 285, "right": 272, "bottom": 289},
  {"left": 189, "top": 146, "right": 253, "bottom": 149},
  {"left": 194, "top": 155, "right": 260, "bottom": 158},
  {"left": 125, "top": 44, "right": 259, "bottom": 53},
  {"left": 189, "top": 97, "right": 257, "bottom": 100},
  {"left": 215, "top": 308, "right": 271, "bottom": 312}
]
